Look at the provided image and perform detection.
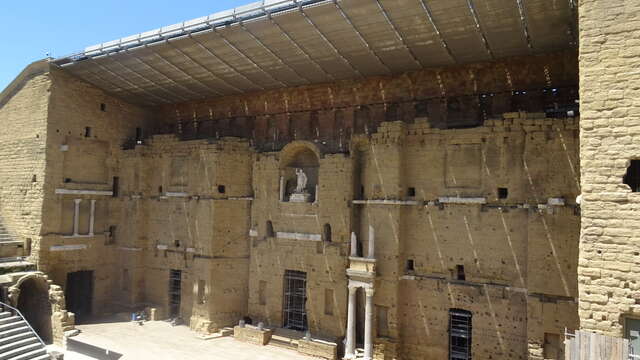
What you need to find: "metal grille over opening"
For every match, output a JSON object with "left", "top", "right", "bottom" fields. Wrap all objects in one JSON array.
[
  {"left": 449, "top": 309, "right": 472, "bottom": 360},
  {"left": 283, "top": 270, "right": 307, "bottom": 331},
  {"left": 169, "top": 269, "right": 182, "bottom": 318}
]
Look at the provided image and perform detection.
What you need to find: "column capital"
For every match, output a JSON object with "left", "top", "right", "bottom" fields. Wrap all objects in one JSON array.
[
  {"left": 348, "top": 285, "right": 358, "bottom": 294},
  {"left": 74, "top": 198, "right": 82, "bottom": 204},
  {"left": 365, "top": 287, "right": 375, "bottom": 297}
]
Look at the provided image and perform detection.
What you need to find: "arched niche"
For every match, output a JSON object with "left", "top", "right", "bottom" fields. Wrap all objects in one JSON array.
[
  {"left": 279, "top": 142, "right": 320, "bottom": 203},
  {"left": 13, "top": 274, "right": 53, "bottom": 343}
]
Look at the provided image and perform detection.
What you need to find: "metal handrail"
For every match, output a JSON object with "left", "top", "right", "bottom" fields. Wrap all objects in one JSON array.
[{"left": 0, "top": 301, "right": 47, "bottom": 347}]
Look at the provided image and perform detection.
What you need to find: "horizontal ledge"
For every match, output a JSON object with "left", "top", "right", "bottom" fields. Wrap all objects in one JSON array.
[
  {"left": 118, "top": 247, "right": 142, "bottom": 252},
  {"left": 61, "top": 234, "right": 100, "bottom": 239},
  {"left": 348, "top": 256, "right": 376, "bottom": 263},
  {"left": 50, "top": 244, "right": 88, "bottom": 251},
  {"left": 276, "top": 232, "right": 321, "bottom": 241},
  {"left": 164, "top": 192, "right": 189, "bottom": 197},
  {"left": 55, "top": 189, "right": 113, "bottom": 196},
  {"left": 352, "top": 200, "right": 419, "bottom": 205},
  {"left": 437, "top": 197, "right": 486, "bottom": 204}
]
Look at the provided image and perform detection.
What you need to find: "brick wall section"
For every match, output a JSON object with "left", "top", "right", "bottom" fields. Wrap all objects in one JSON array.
[
  {"left": 0, "top": 63, "right": 51, "bottom": 261},
  {"left": 578, "top": 0, "right": 640, "bottom": 335}
]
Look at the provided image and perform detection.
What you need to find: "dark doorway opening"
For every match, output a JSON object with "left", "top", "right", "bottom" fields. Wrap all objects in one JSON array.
[
  {"left": 17, "top": 277, "right": 53, "bottom": 343},
  {"left": 169, "top": 269, "right": 182, "bottom": 318},
  {"left": 66, "top": 271, "right": 94, "bottom": 324},
  {"left": 282, "top": 270, "right": 307, "bottom": 331}
]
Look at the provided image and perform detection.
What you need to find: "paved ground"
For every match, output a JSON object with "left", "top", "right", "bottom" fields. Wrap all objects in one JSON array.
[{"left": 62, "top": 317, "right": 319, "bottom": 360}]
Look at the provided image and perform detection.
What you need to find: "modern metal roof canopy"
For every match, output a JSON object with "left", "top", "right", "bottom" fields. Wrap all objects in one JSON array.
[{"left": 52, "top": 0, "right": 577, "bottom": 106}]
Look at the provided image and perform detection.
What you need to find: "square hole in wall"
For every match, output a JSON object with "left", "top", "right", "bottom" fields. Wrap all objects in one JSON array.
[
  {"left": 406, "top": 259, "right": 415, "bottom": 272},
  {"left": 174, "top": 240, "right": 181, "bottom": 248},
  {"left": 84, "top": 127, "right": 92, "bottom": 138},
  {"left": 100, "top": 103, "right": 106, "bottom": 112},
  {"left": 218, "top": 185, "right": 226, "bottom": 194},
  {"left": 498, "top": 187, "right": 508, "bottom": 199},
  {"left": 407, "top": 187, "right": 416, "bottom": 197}
]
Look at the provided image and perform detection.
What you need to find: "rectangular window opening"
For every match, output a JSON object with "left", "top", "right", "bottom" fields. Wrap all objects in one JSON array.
[
  {"left": 406, "top": 259, "right": 415, "bottom": 272},
  {"left": 408, "top": 187, "right": 416, "bottom": 197},
  {"left": 498, "top": 187, "right": 508, "bottom": 199},
  {"left": 456, "top": 265, "right": 466, "bottom": 281},
  {"left": 100, "top": 103, "right": 106, "bottom": 112},
  {"left": 84, "top": 127, "right": 92, "bottom": 138},
  {"left": 112, "top": 177, "right": 119, "bottom": 197}
]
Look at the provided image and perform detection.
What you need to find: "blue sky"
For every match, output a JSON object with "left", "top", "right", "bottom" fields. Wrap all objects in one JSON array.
[{"left": 0, "top": 1, "right": 247, "bottom": 91}]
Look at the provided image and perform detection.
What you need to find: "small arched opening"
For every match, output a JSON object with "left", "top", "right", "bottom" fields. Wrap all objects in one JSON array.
[
  {"left": 322, "top": 224, "right": 332, "bottom": 243},
  {"left": 17, "top": 277, "right": 53, "bottom": 343}
]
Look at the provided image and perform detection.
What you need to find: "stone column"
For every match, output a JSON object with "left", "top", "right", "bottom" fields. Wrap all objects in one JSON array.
[
  {"left": 364, "top": 287, "right": 375, "bottom": 360},
  {"left": 279, "top": 176, "right": 285, "bottom": 202},
  {"left": 73, "top": 199, "right": 81, "bottom": 236},
  {"left": 89, "top": 200, "right": 96, "bottom": 236},
  {"left": 367, "top": 225, "right": 375, "bottom": 259},
  {"left": 350, "top": 232, "right": 358, "bottom": 257},
  {"left": 344, "top": 285, "right": 357, "bottom": 359}
]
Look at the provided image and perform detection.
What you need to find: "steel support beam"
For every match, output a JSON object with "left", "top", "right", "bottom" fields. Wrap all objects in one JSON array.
[
  {"left": 105, "top": 55, "right": 188, "bottom": 102},
  {"left": 213, "top": 28, "right": 287, "bottom": 87},
  {"left": 466, "top": 0, "right": 495, "bottom": 60},
  {"left": 332, "top": 1, "right": 392, "bottom": 74},
  {"left": 121, "top": 50, "right": 203, "bottom": 100},
  {"left": 267, "top": 14, "right": 334, "bottom": 81},
  {"left": 516, "top": 0, "right": 534, "bottom": 50},
  {"left": 188, "top": 33, "right": 266, "bottom": 91},
  {"left": 81, "top": 62, "right": 164, "bottom": 105},
  {"left": 373, "top": 0, "right": 422, "bottom": 67},
  {"left": 417, "top": 0, "right": 456, "bottom": 63},
  {"left": 296, "top": 3, "right": 362, "bottom": 77},
  {"left": 151, "top": 44, "right": 223, "bottom": 96},
  {"left": 239, "top": 22, "right": 311, "bottom": 84},
  {"left": 166, "top": 41, "right": 244, "bottom": 95}
]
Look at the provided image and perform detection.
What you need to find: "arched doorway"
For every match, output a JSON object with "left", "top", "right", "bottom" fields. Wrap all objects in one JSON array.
[{"left": 17, "top": 277, "right": 52, "bottom": 343}]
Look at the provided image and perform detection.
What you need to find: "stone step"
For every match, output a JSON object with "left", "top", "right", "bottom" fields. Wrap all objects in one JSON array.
[
  {"left": 0, "top": 327, "right": 30, "bottom": 339},
  {"left": 4, "top": 346, "right": 47, "bottom": 360},
  {"left": 0, "top": 317, "right": 21, "bottom": 326},
  {"left": 29, "top": 355, "right": 50, "bottom": 360},
  {"left": 0, "top": 332, "right": 34, "bottom": 347},
  {"left": 268, "top": 337, "right": 298, "bottom": 350},
  {"left": 0, "top": 336, "right": 38, "bottom": 355},
  {"left": 0, "top": 314, "right": 11, "bottom": 320},
  {"left": 0, "top": 322, "right": 26, "bottom": 334},
  {"left": 0, "top": 342, "right": 42, "bottom": 360}
]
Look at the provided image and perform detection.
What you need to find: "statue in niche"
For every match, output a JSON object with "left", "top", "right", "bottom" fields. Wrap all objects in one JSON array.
[
  {"left": 290, "top": 168, "right": 311, "bottom": 203},
  {"left": 295, "top": 168, "right": 308, "bottom": 193}
]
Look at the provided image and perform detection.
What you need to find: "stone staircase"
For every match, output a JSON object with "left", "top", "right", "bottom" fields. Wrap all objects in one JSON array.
[{"left": 0, "top": 307, "right": 49, "bottom": 360}]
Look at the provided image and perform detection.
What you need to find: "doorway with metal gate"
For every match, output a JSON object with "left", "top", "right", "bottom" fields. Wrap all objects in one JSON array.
[
  {"left": 282, "top": 270, "right": 307, "bottom": 331},
  {"left": 169, "top": 269, "right": 182, "bottom": 318},
  {"left": 66, "top": 271, "right": 94, "bottom": 324}
]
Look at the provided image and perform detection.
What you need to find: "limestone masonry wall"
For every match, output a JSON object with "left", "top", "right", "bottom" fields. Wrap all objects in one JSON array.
[{"left": 578, "top": 0, "right": 640, "bottom": 337}]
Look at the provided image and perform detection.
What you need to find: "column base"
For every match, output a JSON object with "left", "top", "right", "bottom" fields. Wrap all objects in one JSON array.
[{"left": 343, "top": 355, "right": 356, "bottom": 360}]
